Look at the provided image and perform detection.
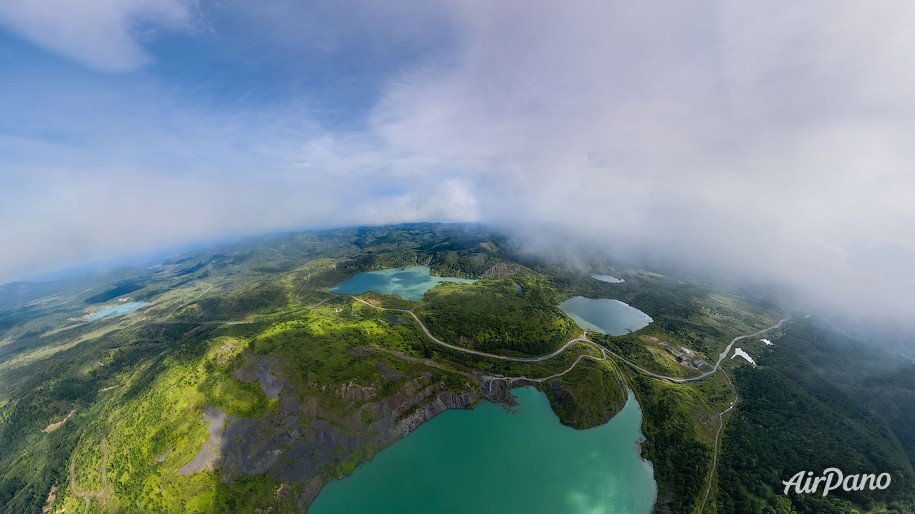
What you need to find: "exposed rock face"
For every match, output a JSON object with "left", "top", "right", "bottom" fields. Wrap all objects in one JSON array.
[
  {"left": 364, "top": 374, "right": 434, "bottom": 424},
  {"left": 374, "top": 360, "right": 402, "bottom": 381},
  {"left": 483, "top": 261, "right": 523, "bottom": 278},
  {"left": 234, "top": 354, "right": 286, "bottom": 399},
  {"left": 220, "top": 356, "right": 482, "bottom": 509},
  {"left": 272, "top": 420, "right": 369, "bottom": 483},
  {"left": 333, "top": 381, "right": 376, "bottom": 402},
  {"left": 481, "top": 378, "right": 518, "bottom": 406},
  {"left": 179, "top": 408, "right": 233, "bottom": 475},
  {"left": 369, "top": 380, "right": 478, "bottom": 442},
  {"left": 396, "top": 390, "right": 477, "bottom": 435}
]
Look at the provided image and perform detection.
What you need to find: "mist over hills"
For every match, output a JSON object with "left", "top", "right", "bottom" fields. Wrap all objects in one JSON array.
[
  {"left": 2, "top": 1, "right": 914, "bottom": 339},
  {"left": 4, "top": 221, "right": 913, "bottom": 359}
]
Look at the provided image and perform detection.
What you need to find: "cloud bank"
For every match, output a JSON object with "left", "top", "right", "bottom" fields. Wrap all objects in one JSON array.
[
  {"left": 0, "top": 0, "right": 197, "bottom": 72},
  {"left": 1, "top": 0, "right": 914, "bottom": 326}
]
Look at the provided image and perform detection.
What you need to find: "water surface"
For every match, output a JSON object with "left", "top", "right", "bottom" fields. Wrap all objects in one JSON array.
[
  {"left": 309, "top": 388, "right": 656, "bottom": 514},
  {"left": 331, "top": 266, "right": 474, "bottom": 301},
  {"left": 90, "top": 301, "right": 148, "bottom": 320},
  {"left": 559, "top": 296, "right": 652, "bottom": 335},
  {"left": 592, "top": 273, "right": 624, "bottom": 283}
]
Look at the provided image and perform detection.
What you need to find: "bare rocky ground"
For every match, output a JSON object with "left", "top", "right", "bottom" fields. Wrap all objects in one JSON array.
[
  {"left": 178, "top": 407, "right": 234, "bottom": 475},
  {"left": 233, "top": 354, "right": 284, "bottom": 399},
  {"left": 219, "top": 353, "right": 486, "bottom": 508}
]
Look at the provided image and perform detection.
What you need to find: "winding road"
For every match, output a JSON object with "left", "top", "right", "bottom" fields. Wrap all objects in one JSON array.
[
  {"left": 600, "top": 318, "right": 790, "bottom": 384},
  {"left": 352, "top": 296, "right": 592, "bottom": 363},
  {"left": 351, "top": 295, "right": 789, "bottom": 513},
  {"left": 68, "top": 436, "right": 109, "bottom": 514},
  {"left": 146, "top": 283, "right": 788, "bottom": 513},
  {"left": 700, "top": 369, "right": 737, "bottom": 513},
  {"left": 158, "top": 284, "right": 789, "bottom": 513},
  {"left": 352, "top": 295, "right": 788, "bottom": 382}
]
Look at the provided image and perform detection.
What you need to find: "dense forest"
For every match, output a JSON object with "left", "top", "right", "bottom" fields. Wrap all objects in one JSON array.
[
  {"left": 717, "top": 321, "right": 915, "bottom": 514},
  {"left": 416, "top": 274, "right": 578, "bottom": 356},
  {"left": 1, "top": 223, "right": 914, "bottom": 513}
]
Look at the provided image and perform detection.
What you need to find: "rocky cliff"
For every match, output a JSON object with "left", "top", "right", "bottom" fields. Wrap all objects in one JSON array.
[{"left": 220, "top": 354, "right": 483, "bottom": 510}]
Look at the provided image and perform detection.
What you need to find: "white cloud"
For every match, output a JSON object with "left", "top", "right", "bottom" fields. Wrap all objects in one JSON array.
[
  {"left": 0, "top": 0, "right": 196, "bottom": 71},
  {"left": 356, "top": 178, "right": 480, "bottom": 224},
  {"left": 2, "top": 0, "right": 914, "bottom": 328},
  {"left": 343, "top": 0, "right": 915, "bottom": 321}
]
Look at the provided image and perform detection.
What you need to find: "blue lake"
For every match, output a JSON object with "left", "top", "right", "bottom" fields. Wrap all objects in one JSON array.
[
  {"left": 331, "top": 266, "right": 475, "bottom": 301},
  {"left": 559, "top": 296, "right": 652, "bottom": 335},
  {"left": 89, "top": 301, "right": 148, "bottom": 320},
  {"left": 309, "top": 388, "right": 657, "bottom": 514}
]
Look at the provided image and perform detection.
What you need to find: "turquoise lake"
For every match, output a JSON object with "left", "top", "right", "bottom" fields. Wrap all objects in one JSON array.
[
  {"left": 309, "top": 388, "right": 656, "bottom": 514},
  {"left": 331, "top": 266, "right": 475, "bottom": 301},
  {"left": 559, "top": 296, "right": 652, "bottom": 336},
  {"left": 90, "top": 301, "right": 148, "bottom": 320}
]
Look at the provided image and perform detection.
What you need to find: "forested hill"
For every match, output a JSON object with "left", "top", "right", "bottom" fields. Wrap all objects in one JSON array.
[
  {"left": 718, "top": 320, "right": 915, "bottom": 514},
  {"left": 2, "top": 223, "right": 915, "bottom": 513}
]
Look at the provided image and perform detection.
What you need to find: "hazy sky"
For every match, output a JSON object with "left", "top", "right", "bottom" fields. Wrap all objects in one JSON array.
[{"left": 1, "top": 1, "right": 914, "bottom": 323}]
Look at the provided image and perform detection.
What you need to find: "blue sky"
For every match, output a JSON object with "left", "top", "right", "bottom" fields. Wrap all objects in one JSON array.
[
  {"left": 1, "top": 1, "right": 914, "bottom": 324},
  {"left": 0, "top": 0, "right": 473, "bottom": 278}
]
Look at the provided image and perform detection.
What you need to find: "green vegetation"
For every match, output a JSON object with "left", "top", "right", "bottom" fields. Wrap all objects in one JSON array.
[
  {"left": 1, "top": 223, "right": 914, "bottom": 514},
  {"left": 772, "top": 322, "right": 915, "bottom": 471},
  {"left": 540, "top": 358, "right": 627, "bottom": 429},
  {"left": 201, "top": 365, "right": 276, "bottom": 418},
  {"left": 540, "top": 263, "right": 777, "bottom": 362},
  {"left": 416, "top": 274, "right": 578, "bottom": 356},
  {"left": 715, "top": 321, "right": 915, "bottom": 514},
  {"left": 248, "top": 298, "right": 445, "bottom": 393},
  {"left": 355, "top": 290, "right": 418, "bottom": 311},
  {"left": 214, "top": 474, "right": 301, "bottom": 513},
  {"left": 630, "top": 373, "right": 714, "bottom": 514},
  {"left": 84, "top": 280, "right": 147, "bottom": 304}
]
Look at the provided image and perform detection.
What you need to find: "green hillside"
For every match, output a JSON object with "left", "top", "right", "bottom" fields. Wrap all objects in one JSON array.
[
  {"left": 416, "top": 273, "right": 579, "bottom": 357},
  {"left": 0, "top": 224, "right": 912, "bottom": 513}
]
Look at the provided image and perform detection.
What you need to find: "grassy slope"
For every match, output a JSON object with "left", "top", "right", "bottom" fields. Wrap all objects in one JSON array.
[
  {"left": 631, "top": 373, "right": 715, "bottom": 514},
  {"left": 2, "top": 224, "right": 914, "bottom": 514},
  {"left": 0, "top": 225, "right": 527, "bottom": 512},
  {"left": 55, "top": 289, "right": 490, "bottom": 511}
]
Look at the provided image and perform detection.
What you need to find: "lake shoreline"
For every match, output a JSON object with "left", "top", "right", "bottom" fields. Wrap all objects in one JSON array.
[{"left": 309, "top": 387, "right": 657, "bottom": 513}]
